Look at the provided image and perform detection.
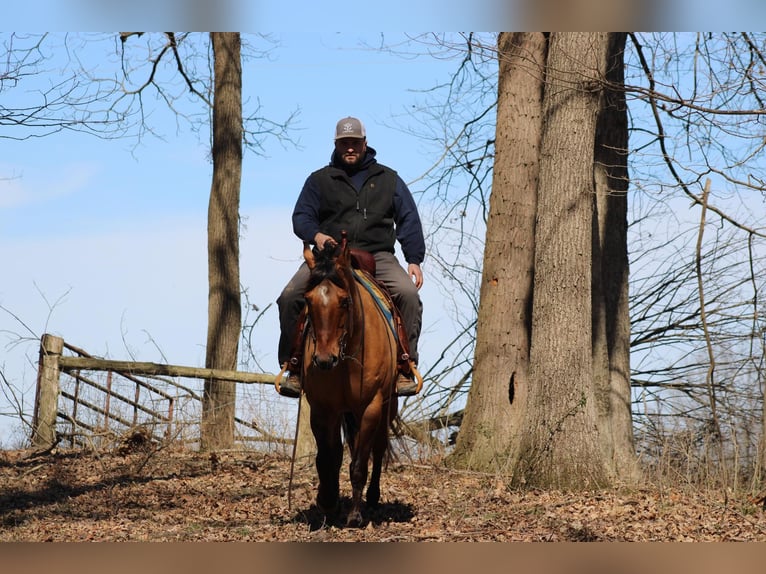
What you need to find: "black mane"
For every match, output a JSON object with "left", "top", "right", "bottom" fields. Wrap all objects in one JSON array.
[{"left": 307, "top": 244, "right": 345, "bottom": 290}]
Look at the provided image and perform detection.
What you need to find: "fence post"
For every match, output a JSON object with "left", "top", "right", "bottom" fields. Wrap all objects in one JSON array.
[
  {"left": 294, "top": 395, "right": 317, "bottom": 466},
  {"left": 32, "top": 333, "right": 64, "bottom": 449}
]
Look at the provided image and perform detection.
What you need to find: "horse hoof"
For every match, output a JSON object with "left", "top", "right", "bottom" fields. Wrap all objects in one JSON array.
[
  {"left": 316, "top": 497, "right": 339, "bottom": 522},
  {"left": 345, "top": 509, "right": 364, "bottom": 528}
]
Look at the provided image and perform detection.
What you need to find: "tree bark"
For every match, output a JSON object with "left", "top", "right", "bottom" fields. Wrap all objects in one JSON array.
[
  {"left": 592, "top": 32, "right": 638, "bottom": 480},
  {"left": 201, "top": 33, "right": 243, "bottom": 451},
  {"left": 514, "top": 32, "right": 612, "bottom": 488},
  {"left": 449, "top": 32, "right": 546, "bottom": 471}
]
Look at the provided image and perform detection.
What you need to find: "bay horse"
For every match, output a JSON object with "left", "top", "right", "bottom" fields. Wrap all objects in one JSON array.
[{"left": 300, "top": 234, "right": 399, "bottom": 527}]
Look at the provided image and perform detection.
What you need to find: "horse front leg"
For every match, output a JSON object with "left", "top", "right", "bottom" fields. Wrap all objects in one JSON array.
[{"left": 311, "top": 412, "right": 343, "bottom": 521}]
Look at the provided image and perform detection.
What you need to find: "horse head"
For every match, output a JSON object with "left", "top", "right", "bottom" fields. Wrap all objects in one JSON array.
[{"left": 303, "top": 233, "right": 355, "bottom": 370}]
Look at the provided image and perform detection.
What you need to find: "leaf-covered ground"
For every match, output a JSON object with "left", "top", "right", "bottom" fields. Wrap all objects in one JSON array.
[{"left": 2, "top": 443, "right": 765, "bottom": 542}]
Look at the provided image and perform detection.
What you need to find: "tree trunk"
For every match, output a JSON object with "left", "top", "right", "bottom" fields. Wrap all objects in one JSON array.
[
  {"left": 201, "top": 33, "right": 242, "bottom": 451},
  {"left": 449, "top": 32, "right": 546, "bottom": 471},
  {"left": 513, "top": 32, "right": 612, "bottom": 488},
  {"left": 593, "top": 33, "right": 638, "bottom": 480},
  {"left": 446, "top": 33, "right": 634, "bottom": 487}
]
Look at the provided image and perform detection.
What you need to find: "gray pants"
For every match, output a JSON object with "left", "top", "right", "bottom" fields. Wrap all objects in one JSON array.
[{"left": 277, "top": 251, "right": 422, "bottom": 367}]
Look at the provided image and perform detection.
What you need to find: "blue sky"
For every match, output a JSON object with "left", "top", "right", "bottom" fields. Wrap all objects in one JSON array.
[{"left": 0, "top": 32, "right": 474, "bottom": 442}]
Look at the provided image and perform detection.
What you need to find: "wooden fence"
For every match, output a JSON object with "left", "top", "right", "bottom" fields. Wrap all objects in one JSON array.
[{"left": 31, "top": 333, "right": 292, "bottom": 451}]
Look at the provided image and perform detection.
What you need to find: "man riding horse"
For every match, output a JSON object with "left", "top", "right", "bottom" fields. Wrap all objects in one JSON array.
[{"left": 277, "top": 116, "right": 425, "bottom": 398}]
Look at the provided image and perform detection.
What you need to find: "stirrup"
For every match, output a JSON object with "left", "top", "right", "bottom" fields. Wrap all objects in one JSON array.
[
  {"left": 275, "top": 363, "right": 302, "bottom": 398},
  {"left": 396, "top": 374, "right": 418, "bottom": 397},
  {"left": 396, "top": 361, "right": 423, "bottom": 397}
]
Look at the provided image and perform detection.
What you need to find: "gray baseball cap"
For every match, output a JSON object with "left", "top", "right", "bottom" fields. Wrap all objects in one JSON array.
[{"left": 334, "top": 116, "right": 366, "bottom": 140}]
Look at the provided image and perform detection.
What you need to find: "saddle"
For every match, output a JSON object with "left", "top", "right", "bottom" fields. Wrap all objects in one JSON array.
[
  {"left": 286, "top": 248, "right": 413, "bottom": 375},
  {"left": 349, "top": 248, "right": 376, "bottom": 276}
]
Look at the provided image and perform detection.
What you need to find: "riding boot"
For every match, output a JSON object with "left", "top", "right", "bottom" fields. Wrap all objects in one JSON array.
[
  {"left": 276, "top": 308, "right": 308, "bottom": 398},
  {"left": 392, "top": 313, "right": 420, "bottom": 396},
  {"left": 278, "top": 369, "right": 302, "bottom": 398},
  {"left": 395, "top": 371, "right": 419, "bottom": 396}
]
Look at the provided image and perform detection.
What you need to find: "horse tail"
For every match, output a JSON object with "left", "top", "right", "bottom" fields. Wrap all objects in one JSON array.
[
  {"left": 341, "top": 411, "right": 357, "bottom": 450},
  {"left": 341, "top": 409, "right": 398, "bottom": 464}
]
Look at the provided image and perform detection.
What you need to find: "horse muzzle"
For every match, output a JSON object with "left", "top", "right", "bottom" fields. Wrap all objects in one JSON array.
[{"left": 312, "top": 353, "right": 339, "bottom": 370}]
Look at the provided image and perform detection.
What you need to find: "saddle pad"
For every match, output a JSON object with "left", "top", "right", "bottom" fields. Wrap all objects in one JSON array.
[{"left": 352, "top": 269, "right": 399, "bottom": 343}]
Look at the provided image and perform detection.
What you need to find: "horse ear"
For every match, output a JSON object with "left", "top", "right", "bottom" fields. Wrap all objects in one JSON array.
[
  {"left": 337, "top": 235, "right": 351, "bottom": 268},
  {"left": 303, "top": 241, "right": 316, "bottom": 269},
  {"left": 338, "top": 230, "right": 350, "bottom": 260}
]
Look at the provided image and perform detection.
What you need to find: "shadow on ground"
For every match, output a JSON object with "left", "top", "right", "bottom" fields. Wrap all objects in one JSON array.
[{"left": 292, "top": 497, "right": 415, "bottom": 530}]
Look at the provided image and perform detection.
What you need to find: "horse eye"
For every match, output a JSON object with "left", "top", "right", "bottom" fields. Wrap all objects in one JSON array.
[{"left": 341, "top": 297, "right": 351, "bottom": 308}]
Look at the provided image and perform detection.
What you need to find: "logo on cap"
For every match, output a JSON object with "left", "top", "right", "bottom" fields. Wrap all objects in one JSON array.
[{"left": 335, "top": 117, "right": 365, "bottom": 139}]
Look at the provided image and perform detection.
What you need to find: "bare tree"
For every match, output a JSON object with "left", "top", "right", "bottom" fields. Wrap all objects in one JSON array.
[
  {"left": 448, "top": 32, "right": 544, "bottom": 472},
  {"left": 200, "top": 33, "right": 242, "bottom": 450},
  {"left": 626, "top": 32, "right": 766, "bottom": 486},
  {"left": 402, "top": 32, "right": 766, "bottom": 489},
  {"left": 430, "top": 33, "right": 635, "bottom": 487},
  {"left": 394, "top": 33, "right": 499, "bottom": 427},
  {"left": 1, "top": 33, "right": 132, "bottom": 140},
  {"left": 592, "top": 33, "right": 636, "bottom": 479},
  {"left": 512, "top": 33, "right": 621, "bottom": 488}
]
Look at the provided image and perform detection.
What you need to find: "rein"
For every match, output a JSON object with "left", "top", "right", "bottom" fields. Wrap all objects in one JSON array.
[
  {"left": 347, "top": 275, "right": 366, "bottom": 396},
  {"left": 339, "top": 274, "right": 364, "bottom": 366}
]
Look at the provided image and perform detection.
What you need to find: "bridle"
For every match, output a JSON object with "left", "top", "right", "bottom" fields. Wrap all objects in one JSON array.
[{"left": 306, "top": 274, "right": 363, "bottom": 368}]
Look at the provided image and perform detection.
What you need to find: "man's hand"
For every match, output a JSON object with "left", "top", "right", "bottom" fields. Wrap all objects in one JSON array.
[
  {"left": 314, "top": 232, "right": 337, "bottom": 250},
  {"left": 408, "top": 263, "right": 424, "bottom": 290}
]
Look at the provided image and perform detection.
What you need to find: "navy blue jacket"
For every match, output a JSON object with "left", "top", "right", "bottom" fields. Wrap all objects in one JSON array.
[{"left": 292, "top": 147, "right": 426, "bottom": 265}]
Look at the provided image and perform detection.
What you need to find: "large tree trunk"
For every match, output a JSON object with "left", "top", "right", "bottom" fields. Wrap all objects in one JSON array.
[
  {"left": 449, "top": 32, "right": 546, "bottom": 471},
  {"left": 448, "top": 33, "right": 634, "bottom": 487},
  {"left": 592, "top": 33, "right": 638, "bottom": 480},
  {"left": 513, "top": 32, "right": 612, "bottom": 488},
  {"left": 201, "top": 33, "right": 242, "bottom": 451}
]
